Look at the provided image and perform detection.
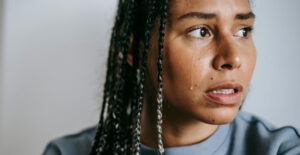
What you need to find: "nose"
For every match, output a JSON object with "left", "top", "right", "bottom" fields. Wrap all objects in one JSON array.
[{"left": 213, "top": 37, "right": 242, "bottom": 71}]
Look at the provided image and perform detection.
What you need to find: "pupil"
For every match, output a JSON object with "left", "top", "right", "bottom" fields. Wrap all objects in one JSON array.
[
  {"left": 242, "top": 29, "right": 248, "bottom": 37},
  {"left": 200, "top": 28, "right": 206, "bottom": 37}
]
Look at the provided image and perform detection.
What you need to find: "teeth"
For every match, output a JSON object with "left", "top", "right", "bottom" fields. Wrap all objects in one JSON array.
[{"left": 212, "top": 89, "right": 235, "bottom": 94}]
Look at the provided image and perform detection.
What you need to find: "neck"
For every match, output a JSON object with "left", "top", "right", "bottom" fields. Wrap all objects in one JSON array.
[{"left": 140, "top": 98, "right": 219, "bottom": 148}]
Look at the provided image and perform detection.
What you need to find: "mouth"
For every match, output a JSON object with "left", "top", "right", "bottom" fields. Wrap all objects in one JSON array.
[{"left": 205, "top": 83, "right": 243, "bottom": 105}]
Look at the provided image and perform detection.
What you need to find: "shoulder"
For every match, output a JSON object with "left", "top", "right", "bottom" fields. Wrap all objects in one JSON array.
[
  {"left": 232, "top": 111, "right": 300, "bottom": 155},
  {"left": 42, "top": 126, "right": 97, "bottom": 155}
]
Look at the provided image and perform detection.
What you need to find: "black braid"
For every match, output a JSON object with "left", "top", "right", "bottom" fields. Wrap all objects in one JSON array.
[
  {"left": 156, "top": 0, "right": 169, "bottom": 154},
  {"left": 133, "top": 0, "right": 157, "bottom": 154},
  {"left": 99, "top": 0, "right": 135, "bottom": 153},
  {"left": 112, "top": 0, "right": 135, "bottom": 153},
  {"left": 89, "top": 0, "right": 125, "bottom": 154},
  {"left": 90, "top": 0, "right": 170, "bottom": 154},
  {"left": 90, "top": 0, "right": 135, "bottom": 153}
]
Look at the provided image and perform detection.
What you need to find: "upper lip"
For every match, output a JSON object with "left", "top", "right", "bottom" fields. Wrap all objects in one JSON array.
[{"left": 205, "top": 82, "right": 243, "bottom": 93}]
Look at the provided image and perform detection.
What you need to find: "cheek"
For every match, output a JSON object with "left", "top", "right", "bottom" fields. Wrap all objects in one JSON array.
[
  {"left": 164, "top": 46, "right": 193, "bottom": 89},
  {"left": 191, "top": 49, "right": 214, "bottom": 89},
  {"left": 164, "top": 38, "right": 197, "bottom": 92},
  {"left": 163, "top": 38, "right": 213, "bottom": 102}
]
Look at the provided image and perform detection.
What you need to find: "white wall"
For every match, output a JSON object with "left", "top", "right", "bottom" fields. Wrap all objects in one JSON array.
[
  {"left": 0, "top": 0, "right": 117, "bottom": 154},
  {"left": 243, "top": 0, "right": 300, "bottom": 128},
  {"left": 0, "top": 0, "right": 4, "bottom": 152},
  {"left": 0, "top": 0, "right": 299, "bottom": 155}
]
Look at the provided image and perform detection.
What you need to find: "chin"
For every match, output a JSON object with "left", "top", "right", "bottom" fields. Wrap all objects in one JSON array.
[{"left": 195, "top": 106, "right": 240, "bottom": 125}]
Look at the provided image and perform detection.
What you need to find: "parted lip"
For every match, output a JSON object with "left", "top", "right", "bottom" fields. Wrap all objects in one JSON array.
[{"left": 205, "top": 82, "right": 243, "bottom": 93}]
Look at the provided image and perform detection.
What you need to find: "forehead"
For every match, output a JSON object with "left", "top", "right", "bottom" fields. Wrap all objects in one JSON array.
[{"left": 169, "top": 0, "right": 251, "bottom": 17}]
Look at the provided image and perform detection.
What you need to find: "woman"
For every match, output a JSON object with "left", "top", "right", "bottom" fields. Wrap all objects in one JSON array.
[{"left": 43, "top": 0, "right": 300, "bottom": 154}]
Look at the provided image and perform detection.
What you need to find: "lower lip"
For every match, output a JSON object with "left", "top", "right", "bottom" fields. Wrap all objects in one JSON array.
[{"left": 205, "top": 91, "right": 241, "bottom": 105}]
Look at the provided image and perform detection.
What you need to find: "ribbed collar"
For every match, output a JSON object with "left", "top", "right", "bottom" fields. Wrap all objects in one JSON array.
[{"left": 140, "top": 123, "right": 232, "bottom": 155}]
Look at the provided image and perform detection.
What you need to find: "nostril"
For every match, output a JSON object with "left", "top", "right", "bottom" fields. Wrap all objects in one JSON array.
[{"left": 221, "top": 64, "right": 232, "bottom": 69}]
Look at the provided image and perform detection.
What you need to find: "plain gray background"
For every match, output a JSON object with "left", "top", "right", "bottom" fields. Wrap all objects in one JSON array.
[{"left": 0, "top": 0, "right": 299, "bottom": 155}]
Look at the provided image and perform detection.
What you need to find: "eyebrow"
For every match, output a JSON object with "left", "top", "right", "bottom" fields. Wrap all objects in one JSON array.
[
  {"left": 235, "top": 12, "right": 256, "bottom": 20},
  {"left": 177, "top": 11, "right": 256, "bottom": 21},
  {"left": 177, "top": 12, "right": 216, "bottom": 21}
]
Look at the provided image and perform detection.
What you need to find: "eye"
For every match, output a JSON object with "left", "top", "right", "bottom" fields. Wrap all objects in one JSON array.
[
  {"left": 188, "top": 26, "right": 211, "bottom": 39},
  {"left": 235, "top": 27, "right": 253, "bottom": 38}
]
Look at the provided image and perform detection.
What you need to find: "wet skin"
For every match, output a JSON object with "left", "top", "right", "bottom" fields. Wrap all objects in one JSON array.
[{"left": 138, "top": 0, "right": 256, "bottom": 149}]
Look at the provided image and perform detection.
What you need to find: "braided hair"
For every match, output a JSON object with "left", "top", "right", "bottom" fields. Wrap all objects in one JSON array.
[{"left": 90, "top": 0, "right": 170, "bottom": 154}]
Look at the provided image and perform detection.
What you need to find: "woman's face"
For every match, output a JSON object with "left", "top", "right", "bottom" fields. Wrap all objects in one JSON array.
[{"left": 146, "top": 0, "right": 256, "bottom": 125}]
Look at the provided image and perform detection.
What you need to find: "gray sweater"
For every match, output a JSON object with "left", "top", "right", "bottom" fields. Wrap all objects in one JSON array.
[{"left": 43, "top": 111, "right": 300, "bottom": 155}]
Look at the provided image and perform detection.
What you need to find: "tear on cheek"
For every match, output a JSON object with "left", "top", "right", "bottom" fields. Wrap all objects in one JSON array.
[
  {"left": 189, "top": 84, "right": 199, "bottom": 90},
  {"left": 189, "top": 52, "right": 197, "bottom": 90}
]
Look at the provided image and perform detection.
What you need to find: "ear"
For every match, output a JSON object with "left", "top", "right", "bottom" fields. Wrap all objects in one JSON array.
[{"left": 126, "top": 34, "right": 134, "bottom": 67}]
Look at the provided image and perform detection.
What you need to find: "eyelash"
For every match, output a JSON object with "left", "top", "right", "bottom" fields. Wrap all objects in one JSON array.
[
  {"left": 243, "top": 27, "right": 253, "bottom": 32},
  {"left": 187, "top": 26, "right": 254, "bottom": 39},
  {"left": 235, "top": 26, "right": 254, "bottom": 38},
  {"left": 187, "top": 26, "right": 212, "bottom": 39}
]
